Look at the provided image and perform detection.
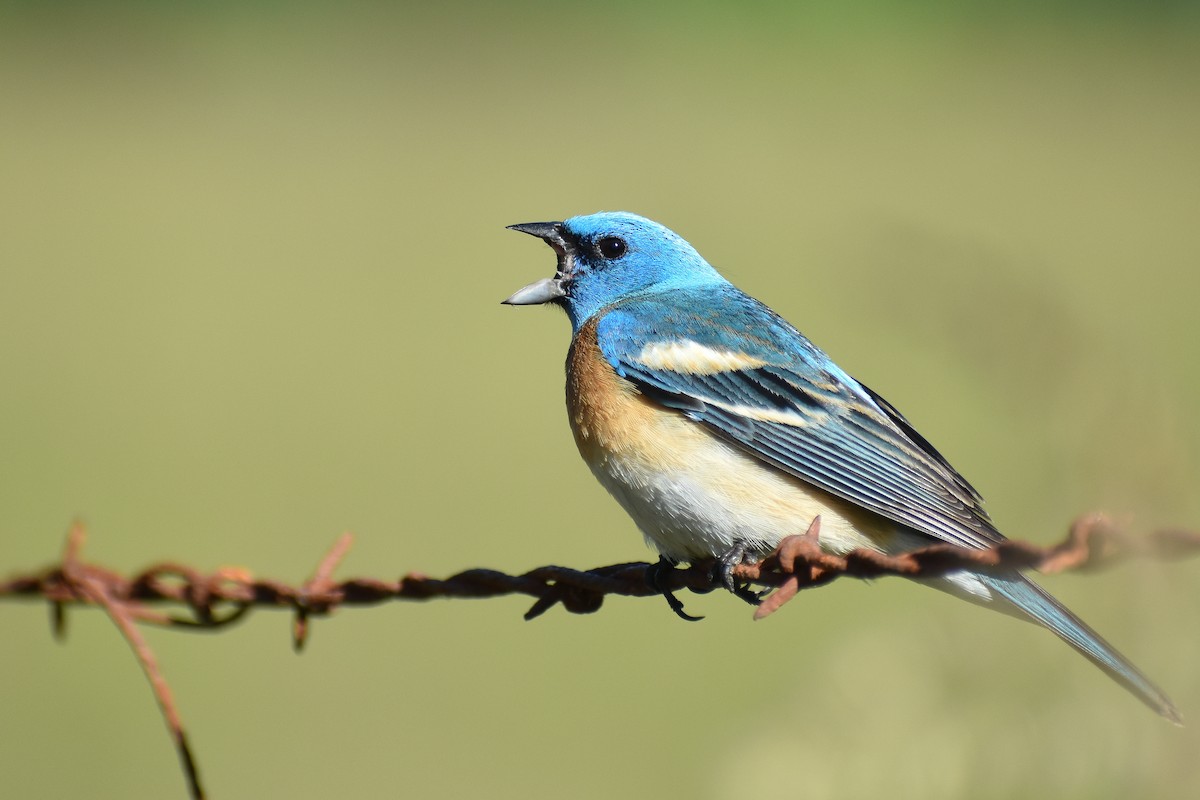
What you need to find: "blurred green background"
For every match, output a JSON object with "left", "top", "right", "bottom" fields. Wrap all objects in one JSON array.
[{"left": 2, "top": 2, "right": 1198, "bottom": 798}]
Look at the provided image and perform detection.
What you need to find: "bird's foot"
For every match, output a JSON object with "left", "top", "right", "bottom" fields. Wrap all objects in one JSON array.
[
  {"left": 713, "top": 542, "right": 765, "bottom": 607},
  {"left": 645, "top": 556, "right": 704, "bottom": 622}
]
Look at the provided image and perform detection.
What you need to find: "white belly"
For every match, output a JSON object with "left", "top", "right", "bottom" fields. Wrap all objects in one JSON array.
[{"left": 584, "top": 423, "right": 900, "bottom": 562}]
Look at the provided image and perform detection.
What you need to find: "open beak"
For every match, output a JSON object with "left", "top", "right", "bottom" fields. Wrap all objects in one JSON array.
[{"left": 503, "top": 221, "right": 571, "bottom": 306}]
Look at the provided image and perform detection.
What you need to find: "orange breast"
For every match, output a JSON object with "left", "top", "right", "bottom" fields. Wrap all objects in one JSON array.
[{"left": 566, "top": 318, "right": 675, "bottom": 464}]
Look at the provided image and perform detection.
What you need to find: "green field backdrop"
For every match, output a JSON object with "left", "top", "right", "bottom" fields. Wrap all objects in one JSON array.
[{"left": 1, "top": 3, "right": 1198, "bottom": 798}]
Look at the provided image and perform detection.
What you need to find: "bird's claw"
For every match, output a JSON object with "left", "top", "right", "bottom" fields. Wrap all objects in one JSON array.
[{"left": 646, "top": 556, "right": 704, "bottom": 622}]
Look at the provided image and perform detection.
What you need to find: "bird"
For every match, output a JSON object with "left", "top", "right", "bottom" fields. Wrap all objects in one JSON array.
[{"left": 502, "top": 210, "right": 1179, "bottom": 723}]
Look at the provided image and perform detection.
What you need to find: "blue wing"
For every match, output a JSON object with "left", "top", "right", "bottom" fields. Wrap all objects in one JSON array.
[{"left": 594, "top": 285, "right": 1001, "bottom": 551}]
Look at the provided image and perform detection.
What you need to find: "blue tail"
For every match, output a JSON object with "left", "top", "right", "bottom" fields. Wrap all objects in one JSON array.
[{"left": 977, "top": 573, "right": 1181, "bottom": 723}]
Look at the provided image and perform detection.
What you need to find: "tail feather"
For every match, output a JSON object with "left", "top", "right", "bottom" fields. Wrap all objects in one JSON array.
[{"left": 977, "top": 573, "right": 1182, "bottom": 724}]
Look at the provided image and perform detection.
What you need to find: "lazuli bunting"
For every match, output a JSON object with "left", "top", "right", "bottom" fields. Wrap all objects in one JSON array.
[{"left": 504, "top": 211, "right": 1178, "bottom": 722}]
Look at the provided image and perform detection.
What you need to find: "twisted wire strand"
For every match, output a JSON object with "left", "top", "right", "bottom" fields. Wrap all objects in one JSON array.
[{"left": 2, "top": 514, "right": 1196, "bottom": 799}]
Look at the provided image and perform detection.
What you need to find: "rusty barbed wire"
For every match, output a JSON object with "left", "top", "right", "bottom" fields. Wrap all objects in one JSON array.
[{"left": 2, "top": 513, "right": 1198, "bottom": 800}]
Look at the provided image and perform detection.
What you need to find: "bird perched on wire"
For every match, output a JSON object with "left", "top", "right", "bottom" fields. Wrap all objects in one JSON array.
[{"left": 503, "top": 211, "right": 1179, "bottom": 722}]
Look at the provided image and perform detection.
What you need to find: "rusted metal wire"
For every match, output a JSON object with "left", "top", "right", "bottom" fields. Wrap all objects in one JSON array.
[{"left": 2, "top": 513, "right": 1197, "bottom": 799}]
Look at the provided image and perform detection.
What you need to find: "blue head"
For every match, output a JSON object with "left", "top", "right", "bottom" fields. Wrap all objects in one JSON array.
[{"left": 503, "top": 212, "right": 726, "bottom": 330}]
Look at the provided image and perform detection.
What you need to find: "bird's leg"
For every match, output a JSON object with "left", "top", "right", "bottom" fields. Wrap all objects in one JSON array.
[
  {"left": 645, "top": 556, "right": 704, "bottom": 622},
  {"left": 713, "top": 541, "right": 764, "bottom": 607}
]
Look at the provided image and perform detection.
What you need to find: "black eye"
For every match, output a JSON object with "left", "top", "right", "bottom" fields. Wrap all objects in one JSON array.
[{"left": 596, "top": 236, "right": 627, "bottom": 260}]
